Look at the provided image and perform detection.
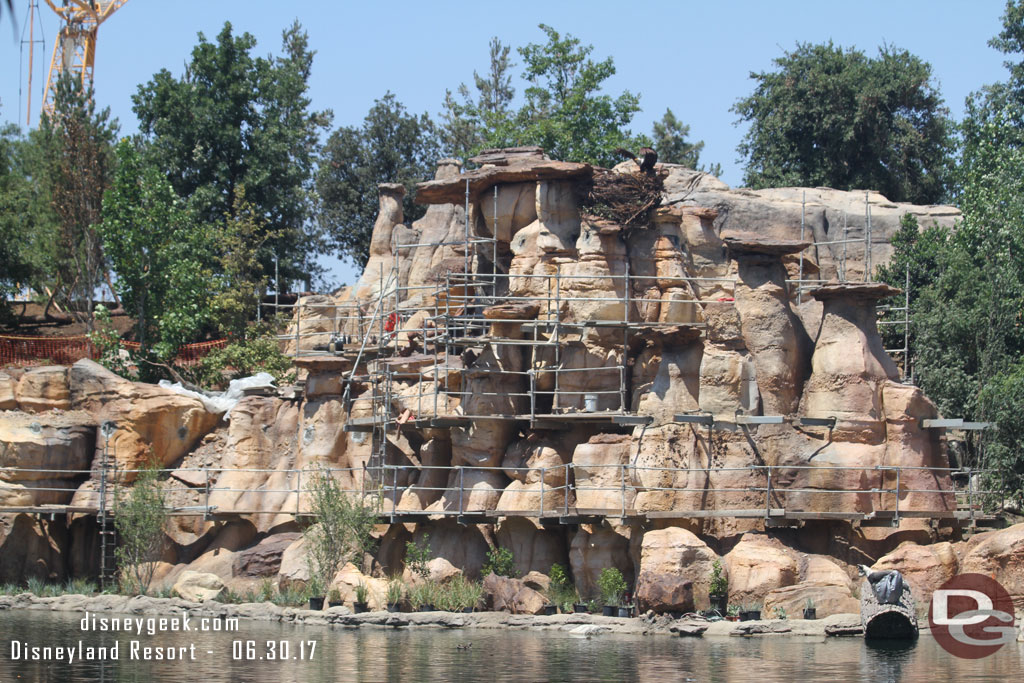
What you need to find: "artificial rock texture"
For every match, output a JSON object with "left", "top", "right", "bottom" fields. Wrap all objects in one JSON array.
[{"left": 4, "top": 155, "right": 1013, "bottom": 617}]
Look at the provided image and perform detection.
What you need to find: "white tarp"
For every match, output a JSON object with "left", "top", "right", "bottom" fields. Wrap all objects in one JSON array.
[{"left": 159, "top": 372, "right": 277, "bottom": 417}]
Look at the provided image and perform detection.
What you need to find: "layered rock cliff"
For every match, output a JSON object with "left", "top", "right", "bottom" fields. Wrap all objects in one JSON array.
[{"left": 5, "top": 153, "right": 1018, "bottom": 618}]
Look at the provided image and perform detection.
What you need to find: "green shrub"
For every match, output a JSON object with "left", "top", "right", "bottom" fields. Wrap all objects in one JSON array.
[
  {"left": 597, "top": 567, "right": 627, "bottom": 607},
  {"left": 114, "top": 461, "right": 168, "bottom": 596},
  {"left": 546, "top": 563, "right": 578, "bottom": 612},
  {"left": 482, "top": 546, "right": 515, "bottom": 578},
  {"left": 709, "top": 558, "right": 728, "bottom": 596},
  {"left": 405, "top": 535, "right": 433, "bottom": 580}
]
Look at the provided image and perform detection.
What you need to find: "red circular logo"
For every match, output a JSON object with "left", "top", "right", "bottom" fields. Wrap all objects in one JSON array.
[{"left": 929, "top": 573, "right": 1016, "bottom": 659}]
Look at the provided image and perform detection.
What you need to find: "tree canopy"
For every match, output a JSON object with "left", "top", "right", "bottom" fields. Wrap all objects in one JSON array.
[
  {"left": 131, "top": 21, "right": 329, "bottom": 286},
  {"left": 317, "top": 93, "right": 440, "bottom": 267},
  {"left": 732, "top": 41, "right": 953, "bottom": 204},
  {"left": 877, "top": 1, "right": 1024, "bottom": 497}
]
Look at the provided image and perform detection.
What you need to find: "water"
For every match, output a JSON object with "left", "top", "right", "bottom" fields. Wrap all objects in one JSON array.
[{"left": 0, "top": 610, "right": 1022, "bottom": 682}]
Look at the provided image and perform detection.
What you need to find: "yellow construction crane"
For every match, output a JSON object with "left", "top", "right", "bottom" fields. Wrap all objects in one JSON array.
[{"left": 38, "top": 0, "right": 128, "bottom": 121}]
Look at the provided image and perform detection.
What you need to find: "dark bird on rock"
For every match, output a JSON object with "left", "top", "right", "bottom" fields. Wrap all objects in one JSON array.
[{"left": 615, "top": 146, "right": 658, "bottom": 173}]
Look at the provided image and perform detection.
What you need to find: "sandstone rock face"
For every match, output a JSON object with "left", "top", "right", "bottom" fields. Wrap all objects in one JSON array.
[
  {"left": 232, "top": 533, "right": 301, "bottom": 578},
  {"left": 763, "top": 582, "right": 858, "bottom": 618},
  {"left": 569, "top": 525, "right": 632, "bottom": 600},
  {"left": 572, "top": 435, "right": 634, "bottom": 511},
  {"left": 0, "top": 372, "right": 17, "bottom": 410},
  {"left": 959, "top": 524, "right": 1024, "bottom": 608},
  {"left": 723, "top": 534, "right": 799, "bottom": 605},
  {"left": 483, "top": 573, "right": 549, "bottom": 614},
  {"left": 173, "top": 571, "right": 225, "bottom": 602},
  {"left": 14, "top": 366, "right": 71, "bottom": 412},
  {"left": 0, "top": 514, "right": 66, "bottom": 581},
  {"left": 0, "top": 412, "right": 93, "bottom": 506},
  {"left": 635, "top": 527, "right": 717, "bottom": 613},
  {"left": 0, "top": 150, "right": 971, "bottom": 608},
  {"left": 661, "top": 165, "right": 960, "bottom": 281},
  {"left": 872, "top": 541, "right": 958, "bottom": 607},
  {"left": 69, "top": 359, "right": 219, "bottom": 476}
]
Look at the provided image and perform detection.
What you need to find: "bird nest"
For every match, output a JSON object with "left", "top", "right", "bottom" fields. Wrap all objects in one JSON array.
[{"left": 578, "top": 168, "right": 667, "bottom": 231}]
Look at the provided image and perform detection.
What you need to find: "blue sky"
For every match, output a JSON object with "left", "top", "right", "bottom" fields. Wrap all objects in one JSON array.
[{"left": 0, "top": 1, "right": 1012, "bottom": 287}]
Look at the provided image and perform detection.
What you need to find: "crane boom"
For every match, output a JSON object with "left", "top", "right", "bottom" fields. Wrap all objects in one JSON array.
[{"left": 40, "top": 0, "right": 128, "bottom": 121}]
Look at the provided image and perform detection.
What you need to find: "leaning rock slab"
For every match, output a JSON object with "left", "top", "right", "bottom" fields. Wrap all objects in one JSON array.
[{"left": 172, "top": 570, "right": 225, "bottom": 602}]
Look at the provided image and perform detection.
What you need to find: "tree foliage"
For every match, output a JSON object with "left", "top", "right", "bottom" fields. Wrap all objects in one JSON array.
[
  {"left": 99, "top": 139, "right": 214, "bottom": 362},
  {"left": 114, "top": 462, "right": 168, "bottom": 596},
  {"left": 303, "top": 467, "right": 377, "bottom": 595},
  {"left": 732, "top": 41, "right": 953, "bottom": 203},
  {"left": 651, "top": 108, "right": 720, "bottom": 175},
  {"left": 317, "top": 93, "right": 440, "bottom": 267},
  {"left": 878, "top": 2, "right": 1024, "bottom": 499},
  {"left": 0, "top": 122, "right": 48, "bottom": 322},
  {"left": 38, "top": 76, "right": 119, "bottom": 323},
  {"left": 132, "top": 21, "right": 329, "bottom": 285}
]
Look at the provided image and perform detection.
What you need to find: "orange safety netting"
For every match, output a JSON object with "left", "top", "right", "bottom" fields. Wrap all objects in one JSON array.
[{"left": 0, "top": 335, "right": 228, "bottom": 368}]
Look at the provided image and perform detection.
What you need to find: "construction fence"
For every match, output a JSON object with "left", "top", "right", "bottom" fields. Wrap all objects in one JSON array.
[{"left": 0, "top": 335, "right": 228, "bottom": 368}]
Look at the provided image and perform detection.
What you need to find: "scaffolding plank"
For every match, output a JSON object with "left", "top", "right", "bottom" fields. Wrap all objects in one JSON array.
[
  {"left": 735, "top": 415, "right": 785, "bottom": 425},
  {"left": 922, "top": 418, "right": 964, "bottom": 428},
  {"left": 673, "top": 414, "right": 714, "bottom": 426}
]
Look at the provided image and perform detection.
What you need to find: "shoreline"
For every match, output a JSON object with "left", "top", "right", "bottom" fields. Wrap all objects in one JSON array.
[{"left": 0, "top": 592, "right": 867, "bottom": 639}]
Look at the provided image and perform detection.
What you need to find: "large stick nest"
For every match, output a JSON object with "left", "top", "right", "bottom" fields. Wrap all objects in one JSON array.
[{"left": 578, "top": 167, "right": 667, "bottom": 231}]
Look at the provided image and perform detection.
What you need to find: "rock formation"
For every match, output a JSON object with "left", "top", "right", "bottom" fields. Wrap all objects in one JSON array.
[{"left": 4, "top": 151, "right": 1019, "bottom": 620}]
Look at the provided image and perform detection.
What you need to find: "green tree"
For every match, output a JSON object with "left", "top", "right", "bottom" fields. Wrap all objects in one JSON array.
[
  {"left": 99, "top": 139, "right": 215, "bottom": 362},
  {"left": 732, "top": 41, "right": 953, "bottom": 203},
  {"left": 650, "top": 108, "right": 720, "bottom": 175},
  {"left": 442, "top": 25, "right": 645, "bottom": 168},
  {"left": 0, "top": 122, "right": 45, "bottom": 323},
  {"left": 303, "top": 466, "right": 378, "bottom": 596},
  {"left": 882, "top": 3, "right": 1024, "bottom": 498},
  {"left": 38, "top": 76, "right": 119, "bottom": 325},
  {"left": 317, "top": 93, "right": 441, "bottom": 267},
  {"left": 114, "top": 462, "right": 168, "bottom": 596},
  {"left": 440, "top": 37, "right": 516, "bottom": 160},
  {"left": 132, "top": 21, "right": 330, "bottom": 286}
]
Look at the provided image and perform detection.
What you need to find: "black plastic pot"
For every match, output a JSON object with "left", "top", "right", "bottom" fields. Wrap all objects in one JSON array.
[
  {"left": 617, "top": 606, "right": 632, "bottom": 618},
  {"left": 309, "top": 597, "right": 325, "bottom": 611},
  {"left": 327, "top": 601, "right": 343, "bottom": 609},
  {"left": 418, "top": 604, "right": 435, "bottom": 612},
  {"left": 602, "top": 605, "right": 616, "bottom": 617},
  {"left": 573, "top": 603, "right": 588, "bottom": 614},
  {"left": 709, "top": 593, "right": 728, "bottom": 614},
  {"left": 739, "top": 610, "right": 761, "bottom": 622},
  {"left": 803, "top": 608, "right": 817, "bottom": 620},
  {"left": 462, "top": 607, "right": 474, "bottom": 614},
  {"left": 354, "top": 602, "right": 369, "bottom": 614},
  {"left": 542, "top": 604, "right": 557, "bottom": 616},
  {"left": 387, "top": 603, "right": 401, "bottom": 613}
]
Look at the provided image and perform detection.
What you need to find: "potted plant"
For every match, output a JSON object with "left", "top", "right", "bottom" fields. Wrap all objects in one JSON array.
[
  {"left": 327, "top": 588, "right": 343, "bottom": 609},
  {"left": 586, "top": 599, "right": 601, "bottom": 614},
  {"left": 597, "top": 568, "right": 627, "bottom": 617},
  {"left": 459, "top": 578, "right": 483, "bottom": 613},
  {"left": 617, "top": 603, "right": 633, "bottom": 619},
  {"left": 739, "top": 603, "right": 762, "bottom": 621},
  {"left": 708, "top": 559, "right": 728, "bottom": 615},
  {"left": 411, "top": 581, "right": 436, "bottom": 612},
  {"left": 726, "top": 604, "right": 740, "bottom": 622},
  {"left": 772, "top": 605, "right": 787, "bottom": 620},
  {"left": 308, "top": 577, "right": 325, "bottom": 611},
  {"left": 803, "top": 597, "right": 817, "bottom": 620},
  {"left": 545, "top": 564, "right": 577, "bottom": 615},
  {"left": 386, "top": 579, "right": 404, "bottom": 613},
  {"left": 354, "top": 582, "right": 370, "bottom": 613},
  {"left": 573, "top": 601, "right": 589, "bottom": 614}
]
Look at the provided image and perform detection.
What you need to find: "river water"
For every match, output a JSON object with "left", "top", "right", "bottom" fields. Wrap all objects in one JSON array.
[{"left": 0, "top": 610, "right": 1022, "bottom": 682}]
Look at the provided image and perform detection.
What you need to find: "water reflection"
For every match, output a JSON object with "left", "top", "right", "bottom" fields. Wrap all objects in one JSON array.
[{"left": 0, "top": 611, "right": 1021, "bottom": 682}]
